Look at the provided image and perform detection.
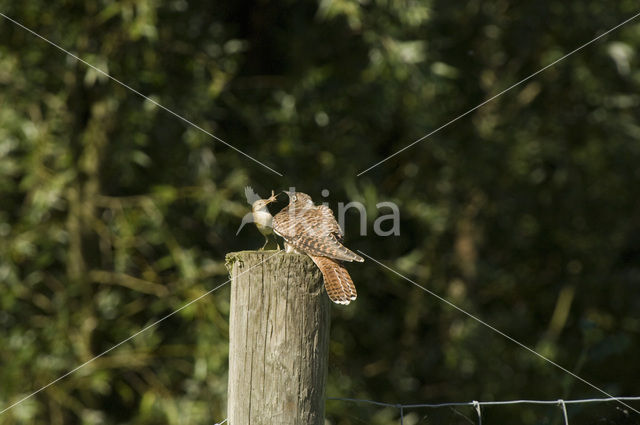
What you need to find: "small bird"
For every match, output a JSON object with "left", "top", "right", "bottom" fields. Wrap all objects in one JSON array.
[
  {"left": 236, "top": 187, "right": 279, "bottom": 250},
  {"left": 272, "top": 191, "right": 363, "bottom": 305}
]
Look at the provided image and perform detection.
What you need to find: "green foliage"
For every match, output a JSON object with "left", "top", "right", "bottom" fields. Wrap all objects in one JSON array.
[{"left": 1, "top": 0, "right": 640, "bottom": 424}]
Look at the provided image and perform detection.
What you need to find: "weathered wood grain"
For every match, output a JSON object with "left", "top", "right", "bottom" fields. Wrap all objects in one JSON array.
[{"left": 225, "top": 251, "right": 330, "bottom": 425}]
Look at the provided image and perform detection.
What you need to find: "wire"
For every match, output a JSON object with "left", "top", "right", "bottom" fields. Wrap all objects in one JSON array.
[
  {"left": 329, "top": 395, "right": 640, "bottom": 408},
  {"left": 329, "top": 396, "right": 640, "bottom": 425},
  {"left": 221, "top": 396, "right": 639, "bottom": 425},
  {"left": 357, "top": 249, "right": 640, "bottom": 416},
  {"left": 0, "top": 252, "right": 283, "bottom": 416},
  {"left": 0, "top": 12, "right": 283, "bottom": 176},
  {"left": 356, "top": 10, "right": 640, "bottom": 176}
]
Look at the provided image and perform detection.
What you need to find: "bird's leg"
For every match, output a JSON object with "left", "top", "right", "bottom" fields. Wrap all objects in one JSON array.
[
  {"left": 260, "top": 234, "right": 270, "bottom": 250},
  {"left": 263, "top": 234, "right": 281, "bottom": 251}
]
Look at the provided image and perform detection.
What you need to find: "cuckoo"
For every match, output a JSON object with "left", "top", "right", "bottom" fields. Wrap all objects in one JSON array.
[{"left": 272, "top": 191, "right": 363, "bottom": 304}]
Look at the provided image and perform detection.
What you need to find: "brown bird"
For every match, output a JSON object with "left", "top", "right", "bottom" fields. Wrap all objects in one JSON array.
[{"left": 272, "top": 191, "right": 363, "bottom": 305}]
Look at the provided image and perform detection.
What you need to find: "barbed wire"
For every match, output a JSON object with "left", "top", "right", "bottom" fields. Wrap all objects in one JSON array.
[{"left": 328, "top": 396, "right": 640, "bottom": 425}]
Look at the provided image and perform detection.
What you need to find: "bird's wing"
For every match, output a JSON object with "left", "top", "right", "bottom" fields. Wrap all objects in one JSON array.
[
  {"left": 287, "top": 233, "right": 363, "bottom": 262},
  {"left": 235, "top": 213, "right": 255, "bottom": 235},
  {"left": 318, "top": 205, "right": 344, "bottom": 240},
  {"left": 244, "top": 186, "right": 261, "bottom": 204},
  {"left": 273, "top": 205, "right": 363, "bottom": 262},
  {"left": 272, "top": 206, "right": 295, "bottom": 238}
]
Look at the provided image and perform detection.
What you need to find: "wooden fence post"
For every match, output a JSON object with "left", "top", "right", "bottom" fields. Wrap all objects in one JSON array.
[{"left": 225, "top": 251, "right": 331, "bottom": 425}]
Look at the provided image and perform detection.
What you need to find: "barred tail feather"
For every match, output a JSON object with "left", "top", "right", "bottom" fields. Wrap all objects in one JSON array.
[
  {"left": 310, "top": 256, "right": 357, "bottom": 305},
  {"left": 291, "top": 235, "right": 364, "bottom": 262}
]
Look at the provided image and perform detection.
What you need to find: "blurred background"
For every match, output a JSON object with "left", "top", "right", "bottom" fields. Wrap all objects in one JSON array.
[{"left": 1, "top": 0, "right": 640, "bottom": 424}]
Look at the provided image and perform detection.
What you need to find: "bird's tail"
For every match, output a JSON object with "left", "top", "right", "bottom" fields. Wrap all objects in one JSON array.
[{"left": 310, "top": 256, "right": 357, "bottom": 305}]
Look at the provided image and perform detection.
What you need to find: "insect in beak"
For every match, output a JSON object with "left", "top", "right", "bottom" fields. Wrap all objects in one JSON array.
[{"left": 265, "top": 190, "right": 278, "bottom": 204}]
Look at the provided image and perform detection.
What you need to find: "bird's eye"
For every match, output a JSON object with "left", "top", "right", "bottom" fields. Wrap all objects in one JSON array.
[{"left": 292, "top": 195, "right": 297, "bottom": 201}]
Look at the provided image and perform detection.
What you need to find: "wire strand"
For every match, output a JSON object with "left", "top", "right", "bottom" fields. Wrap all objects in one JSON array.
[
  {"left": 356, "top": 10, "right": 640, "bottom": 176},
  {"left": 0, "top": 12, "right": 283, "bottom": 177},
  {"left": 559, "top": 399, "right": 570, "bottom": 425},
  {"left": 356, "top": 249, "right": 640, "bottom": 416},
  {"left": 473, "top": 400, "right": 482, "bottom": 425},
  {"left": 329, "top": 395, "right": 640, "bottom": 409},
  {"left": 0, "top": 252, "right": 282, "bottom": 416}
]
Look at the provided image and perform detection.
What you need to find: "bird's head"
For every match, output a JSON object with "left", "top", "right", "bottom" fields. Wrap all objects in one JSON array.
[{"left": 283, "top": 190, "right": 313, "bottom": 207}]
